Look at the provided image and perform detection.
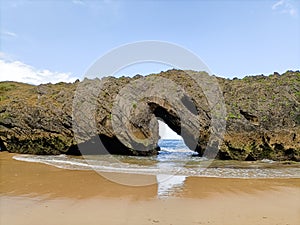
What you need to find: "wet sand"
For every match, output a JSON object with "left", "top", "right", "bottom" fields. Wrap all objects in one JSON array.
[{"left": 1, "top": 152, "right": 300, "bottom": 225}]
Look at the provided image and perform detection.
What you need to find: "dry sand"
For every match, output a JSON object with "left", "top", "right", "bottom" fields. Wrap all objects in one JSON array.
[{"left": 1, "top": 152, "right": 300, "bottom": 225}]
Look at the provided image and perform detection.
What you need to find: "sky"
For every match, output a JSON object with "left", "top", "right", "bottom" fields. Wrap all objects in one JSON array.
[
  {"left": 1, "top": 0, "right": 300, "bottom": 139},
  {"left": 0, "top": 0, "right": 299, "bottom": 83}
]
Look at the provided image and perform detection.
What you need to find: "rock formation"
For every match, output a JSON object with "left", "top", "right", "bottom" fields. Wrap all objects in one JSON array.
[{"left": 0, "top": 70, "right": 299, "bottom": 161}]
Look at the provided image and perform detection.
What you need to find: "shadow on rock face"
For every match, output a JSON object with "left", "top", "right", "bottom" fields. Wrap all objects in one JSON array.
[{"left": 67, "top": 134, "right": 159, "bottom": 156}]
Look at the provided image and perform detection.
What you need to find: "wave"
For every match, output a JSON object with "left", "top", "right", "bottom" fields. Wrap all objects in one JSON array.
[
  {"left": 159, "top": 148, "right": 194, "bottom": 153},
  {"left": 13, "top": 154, "right": 300, "bottom": 179}
]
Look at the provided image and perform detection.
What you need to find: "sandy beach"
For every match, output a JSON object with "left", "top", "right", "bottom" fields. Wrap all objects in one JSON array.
[{"left": 1, "top": 151, "right": 300, "bottom": 225}]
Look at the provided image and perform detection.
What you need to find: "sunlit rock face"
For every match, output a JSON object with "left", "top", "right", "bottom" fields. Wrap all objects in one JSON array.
[{"left": 0, "top": 70, "right": 299, "bottom": 161}]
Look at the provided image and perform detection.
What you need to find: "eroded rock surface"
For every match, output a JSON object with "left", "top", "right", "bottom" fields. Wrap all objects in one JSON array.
[{"left": 0, "top": 70, "right": 299, "bottom": 161}]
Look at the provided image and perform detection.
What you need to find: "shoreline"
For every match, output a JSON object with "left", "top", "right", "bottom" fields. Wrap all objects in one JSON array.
[{"left": 1, "top": 152, "right": 300, "bottom": 225}]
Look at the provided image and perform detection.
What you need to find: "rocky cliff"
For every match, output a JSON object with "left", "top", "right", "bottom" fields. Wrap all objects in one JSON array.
[{"left": 0, "top": 70, "right": 299, "bottom": 161}]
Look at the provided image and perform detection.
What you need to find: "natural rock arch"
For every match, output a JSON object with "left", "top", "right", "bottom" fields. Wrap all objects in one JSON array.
[
  {"left": 71, "top": 96, "right": 211, "bottom": 156},
  {"left": 1, "top": 70, "right": 299, "bottom": 161},
  {"left": 104, "top": 74, "right": 213, "bottom": 156}
]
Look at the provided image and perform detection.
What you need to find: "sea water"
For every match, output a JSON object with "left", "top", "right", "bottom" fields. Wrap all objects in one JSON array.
[{"left": 13, "top": 139, "right": 300, "bottom": 179}]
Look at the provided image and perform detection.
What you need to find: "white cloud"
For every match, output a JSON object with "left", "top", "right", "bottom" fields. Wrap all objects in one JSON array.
[
  {"left": 272, "top": 0, "right": 298, "bottom": 17},
  {"left": 1, "top": 30, "right": 17, "bottom": 38},
  {"left": 0, "top": 54, "right": 79, "bottom": 85},
  {"left": 272, "top": 0, "right": 285, "bottom": 10}
]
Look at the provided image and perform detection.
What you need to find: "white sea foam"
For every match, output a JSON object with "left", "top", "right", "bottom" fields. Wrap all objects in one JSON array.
[
  {"left": 12, "top": 154, "right": 300, "bottom": 179},
  {"left": 159, "top": 148, "right": 194, "bottom": 153},
  {"left": 261, "top": 159, "right": 275, "bottom": 163},
  {"left": 12, "top": 140, "right": 300, "bottom": 179}
]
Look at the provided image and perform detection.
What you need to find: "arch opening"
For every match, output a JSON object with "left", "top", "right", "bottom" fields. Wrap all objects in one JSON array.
[
  {"left": 157, "top": 120, "right": 192, "bottom": 154},
  {"left": 158, "top": 120, "right": 182, "bottom": 140},
  {"left": 148, "top": 101, "right": 199, "bottom": 153}
]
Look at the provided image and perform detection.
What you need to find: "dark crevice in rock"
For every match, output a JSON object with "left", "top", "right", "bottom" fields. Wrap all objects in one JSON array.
[
  {"left": 273, "top": 143, "right": 284, "bottom": 151},
  {"left": 245, "top": 154, "right": 256, "bottom": 161},
  {"left": 259, "top": 136, "right": 273, "bottom": 159},
  {"left": 239, "top": 110, "right": 259, "bottom": 125},
  {"left": 284, "top": 148, "right": 299, "bottom": 161},
  {"left": 285, "top": 148, "right": 294, "bottom": 156},
  {"left": 217, "top": 150, "right": 232, "bottom": 160},
  {"left": 66, "top": 144, "right": 82, "bottom": 155},
  {"left": 0, "top": 138, "right": 7, "bottom": 151},
  {"left": 292, "top": 133, "right": 296, "bottom": 141}
]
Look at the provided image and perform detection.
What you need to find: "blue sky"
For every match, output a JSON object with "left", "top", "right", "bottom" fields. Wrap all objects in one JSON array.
[{"left": 0, "top": 0, "right": 299, "bottom": 84}]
